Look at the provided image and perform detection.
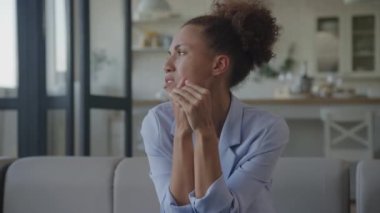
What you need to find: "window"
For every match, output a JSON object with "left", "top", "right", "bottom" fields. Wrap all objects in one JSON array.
[
  {"left": 0, "top": 0, "right": 18, "bottom": 96},
  {"left": 46, "top": 0, "right": 68, "bottom": 96}
]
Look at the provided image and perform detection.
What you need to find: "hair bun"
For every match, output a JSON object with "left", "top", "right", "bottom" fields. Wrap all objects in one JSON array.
[{"left": 211, "top": 0, "right": 279, "bottom": 68}]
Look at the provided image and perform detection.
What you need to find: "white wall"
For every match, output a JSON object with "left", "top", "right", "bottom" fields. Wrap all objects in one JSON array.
[{"left": 131, "top": 0, "right": 380, "bottom": 100}]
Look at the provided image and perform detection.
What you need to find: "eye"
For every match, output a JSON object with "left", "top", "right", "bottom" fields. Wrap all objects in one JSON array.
[{"left": 177, "top": 49, "right": 186, "bottom": 56}]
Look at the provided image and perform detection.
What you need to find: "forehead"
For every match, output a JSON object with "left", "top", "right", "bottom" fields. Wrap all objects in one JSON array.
[{"left": 171, "top": 24, "right": 208, "bottom": 49}]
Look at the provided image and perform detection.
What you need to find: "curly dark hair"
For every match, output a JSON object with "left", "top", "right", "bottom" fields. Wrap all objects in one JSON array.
[{"left": 183, "top": 0, "right": 280, "bottom": 88}]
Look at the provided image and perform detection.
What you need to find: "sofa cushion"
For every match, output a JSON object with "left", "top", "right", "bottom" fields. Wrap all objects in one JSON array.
[
  {"left": 0, "top": 157, "right": 16, "bottom": 212},
  {"left": 356, "top": 160, "right": 380, "bottom": 213},
  {"left": 272, "top": 157, "right": 349, "bottom": 213},
  {"left": 3, "top": 157, "right": 122, "bottom": 213},
  {"left": 114, "top": 157, "right": 159, "bottom": 213}
]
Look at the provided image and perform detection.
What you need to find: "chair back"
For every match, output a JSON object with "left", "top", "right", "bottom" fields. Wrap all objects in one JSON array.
[{"left": 320, "top": 108, "right": 373, "bottom": 161}]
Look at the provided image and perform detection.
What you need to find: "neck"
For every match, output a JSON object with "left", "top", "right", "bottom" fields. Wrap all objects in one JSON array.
[{"left": 210, "top": 87, "right": 231, "bottom": 138}]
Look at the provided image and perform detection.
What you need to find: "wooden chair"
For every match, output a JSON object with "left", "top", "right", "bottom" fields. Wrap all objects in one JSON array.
[{"left": 320, "top": 108, "right": 374, "bottom": 161}]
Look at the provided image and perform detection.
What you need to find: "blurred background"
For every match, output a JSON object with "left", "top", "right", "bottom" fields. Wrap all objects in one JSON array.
[
  {"left": 1, "top": 0, "right": 380, "bottom": 208},
  {"left": 0, "top": 0, "right": 379, "bottom": 161}
]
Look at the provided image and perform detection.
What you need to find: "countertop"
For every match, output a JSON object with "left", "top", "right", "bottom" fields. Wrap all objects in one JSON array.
[{"left": 133, "top": 97, "right": 380, "bottom": 107}]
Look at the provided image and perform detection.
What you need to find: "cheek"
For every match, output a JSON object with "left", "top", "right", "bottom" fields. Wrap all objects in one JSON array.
[
  {"left": 175, "top": 57, "right": 211, "bottom": 85},
  {"left": 175, "top": 60, "right": 193, "bottom": 80}
]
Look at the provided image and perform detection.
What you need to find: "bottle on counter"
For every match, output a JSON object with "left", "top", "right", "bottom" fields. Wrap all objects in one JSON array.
[
  {"left": 290, "top": 61, "right": 313, "bottom": 96},
  {"left": 299, "top": 61, "right": 313, "bottom": 94}
]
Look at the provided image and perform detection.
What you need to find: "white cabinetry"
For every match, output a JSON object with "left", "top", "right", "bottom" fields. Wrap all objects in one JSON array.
[
  {"left": 346, "top": 11, "right": 380, "bottom": 77},
  {"left": 314, "top": 8, "right": 380, "bottom": 78}
]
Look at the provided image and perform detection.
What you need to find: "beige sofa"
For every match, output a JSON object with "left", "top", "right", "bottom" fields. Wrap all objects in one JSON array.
[
  {"left": 0, "top": 157, "right": 377, "bottom": 213},
  {"left": 1, "top": 157, "right": 159, "bottom": 213},
  {"left": 356, "top": 160, "right": 380, "bottom": 213}
]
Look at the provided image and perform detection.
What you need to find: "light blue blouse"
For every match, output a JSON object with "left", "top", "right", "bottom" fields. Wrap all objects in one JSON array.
[{"left": 141, "top": 95, "right": 289, "bottom": 213}]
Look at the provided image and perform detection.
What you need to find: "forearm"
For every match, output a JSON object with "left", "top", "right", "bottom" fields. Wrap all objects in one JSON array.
[
  {"left": 170, "top": 132, "right": 194, "bottom": 205},
  {"left": 194, "top": 128, "right": 222, "bottom": 198}
]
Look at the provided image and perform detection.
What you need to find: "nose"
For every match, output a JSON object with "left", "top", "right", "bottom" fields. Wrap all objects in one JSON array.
[{"left": 164, "top": 55, "right": 175, "bottom": 73}]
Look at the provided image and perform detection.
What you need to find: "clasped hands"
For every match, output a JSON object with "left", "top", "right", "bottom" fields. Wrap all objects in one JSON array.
[{"left": 168, "top": 79, "right": 214, "bottom": 135}]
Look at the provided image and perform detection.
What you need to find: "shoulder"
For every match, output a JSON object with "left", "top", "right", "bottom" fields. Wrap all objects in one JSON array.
[
  {"left": 142, "top": 101, "right": 173, "bottom": 128},
  {"left": 242, "top": 105, "right": 288, "bottom": 132},
  {"left": 141, "top": 102, "right": 174, "bottom": 156},
  {"left": 241, "top": 104, "right": 289, "bottom": 145}
]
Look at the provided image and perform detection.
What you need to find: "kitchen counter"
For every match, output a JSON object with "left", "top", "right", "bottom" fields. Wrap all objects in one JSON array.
[
  {"left": 133, "top": 97, "right": 380, "bottom": 107},
  {"left": 243, "top": 97, "right": 380, "bottom": 105},
  {"left": 131, "top": 97, "right": 380, "bottom": 158},
  {"left": 133, "top": 97, "right": 380, "bottom": 120}
]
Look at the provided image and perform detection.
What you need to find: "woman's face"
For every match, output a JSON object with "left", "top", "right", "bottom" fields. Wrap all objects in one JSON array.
[{"left": 164, "top": 24, "right": 216, "bottom": 92}]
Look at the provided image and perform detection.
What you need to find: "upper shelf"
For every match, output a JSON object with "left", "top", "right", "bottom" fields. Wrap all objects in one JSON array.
[
  {"left": 132, "top": 16, "right": 188, "bottom": 25},
  {"left": 132, "top": 47, "right": 168, "bottom": 53},
  {"left": 133, "top": 97, "right": 380, "bottom": 107}
]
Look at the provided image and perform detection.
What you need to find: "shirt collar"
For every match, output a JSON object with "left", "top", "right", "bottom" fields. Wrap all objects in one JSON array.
[{"left": 219, "top": 94, "right": 243, "bottom": 148}]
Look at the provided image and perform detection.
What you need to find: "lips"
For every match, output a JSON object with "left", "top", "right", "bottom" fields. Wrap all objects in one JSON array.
[{"left": 164, "top": 76, "right": 175, "bottom": 89}]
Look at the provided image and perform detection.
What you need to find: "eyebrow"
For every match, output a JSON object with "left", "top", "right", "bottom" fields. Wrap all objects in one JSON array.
[{"left": 168, "top": 44, "right": 187, "bottom": 55}]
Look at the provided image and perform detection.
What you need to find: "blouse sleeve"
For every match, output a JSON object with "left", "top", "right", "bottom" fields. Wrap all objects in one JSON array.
[
  {"left": 141, "top": 109, "right": 194, "bottom": 213},
  {"left": 187, "top": 118, "right": 289, "bottom": 213}
]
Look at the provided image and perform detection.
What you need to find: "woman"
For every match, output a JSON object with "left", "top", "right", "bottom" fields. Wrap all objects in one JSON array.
[{"left": 141, "top": 1, "right": 289, "bottom": 212}]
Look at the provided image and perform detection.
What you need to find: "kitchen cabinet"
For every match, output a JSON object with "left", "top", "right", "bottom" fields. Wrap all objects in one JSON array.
[
  {"left": 347, "top": 12, "right": 379, "bottom": 77},
  {"left": 315, "top": 9, "right": 380, "bottom": 78}
]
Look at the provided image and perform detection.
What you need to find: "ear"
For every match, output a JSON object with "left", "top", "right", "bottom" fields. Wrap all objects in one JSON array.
[{"left": 212, "top": 55, "right": 230, "bottom": 76}]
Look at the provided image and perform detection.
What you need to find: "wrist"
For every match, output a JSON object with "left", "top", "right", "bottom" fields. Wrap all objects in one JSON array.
[
  {"left": 194, "top": 125, "right": 215, "bottom": 138},
  {"left": 175, "top": 123, "right": 192, "bottom": 135},
  {"left": 174, "top": 129, "right": 192, "bottom": 141},
  {"left": 194, "top": 127, "right": 218, "bottom": 147}
]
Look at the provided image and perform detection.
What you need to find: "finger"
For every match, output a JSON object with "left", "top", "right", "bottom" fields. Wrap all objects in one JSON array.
[
  {"left": 171, "top": 99, "right": 181, "bottom": 108},
  {"left": 171, "top": 99, "right": 188, "bottom": 121},
  {"left": 181, "top": 85, "right": 202, "bottom": 100},
  {"left": 177, "top": 78, "right": 186, "bottom": 88},
  {"left": 170, "top": 92, "right": 190, "bottom": 107},
  {"left": 171, "top": 91, "right": 193, "bottom": 114},
  {"left": 172, "top": 88, "right": 198, "bottom": 104},
  {"left": 170, "top": 92, "right": 195, "bottom": 116},
  {"left": 169, "top": 93, "right": 181, "bottom": 106},
  {"left": 185, "top": 80, "right": 208, "bottom": 95}
]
